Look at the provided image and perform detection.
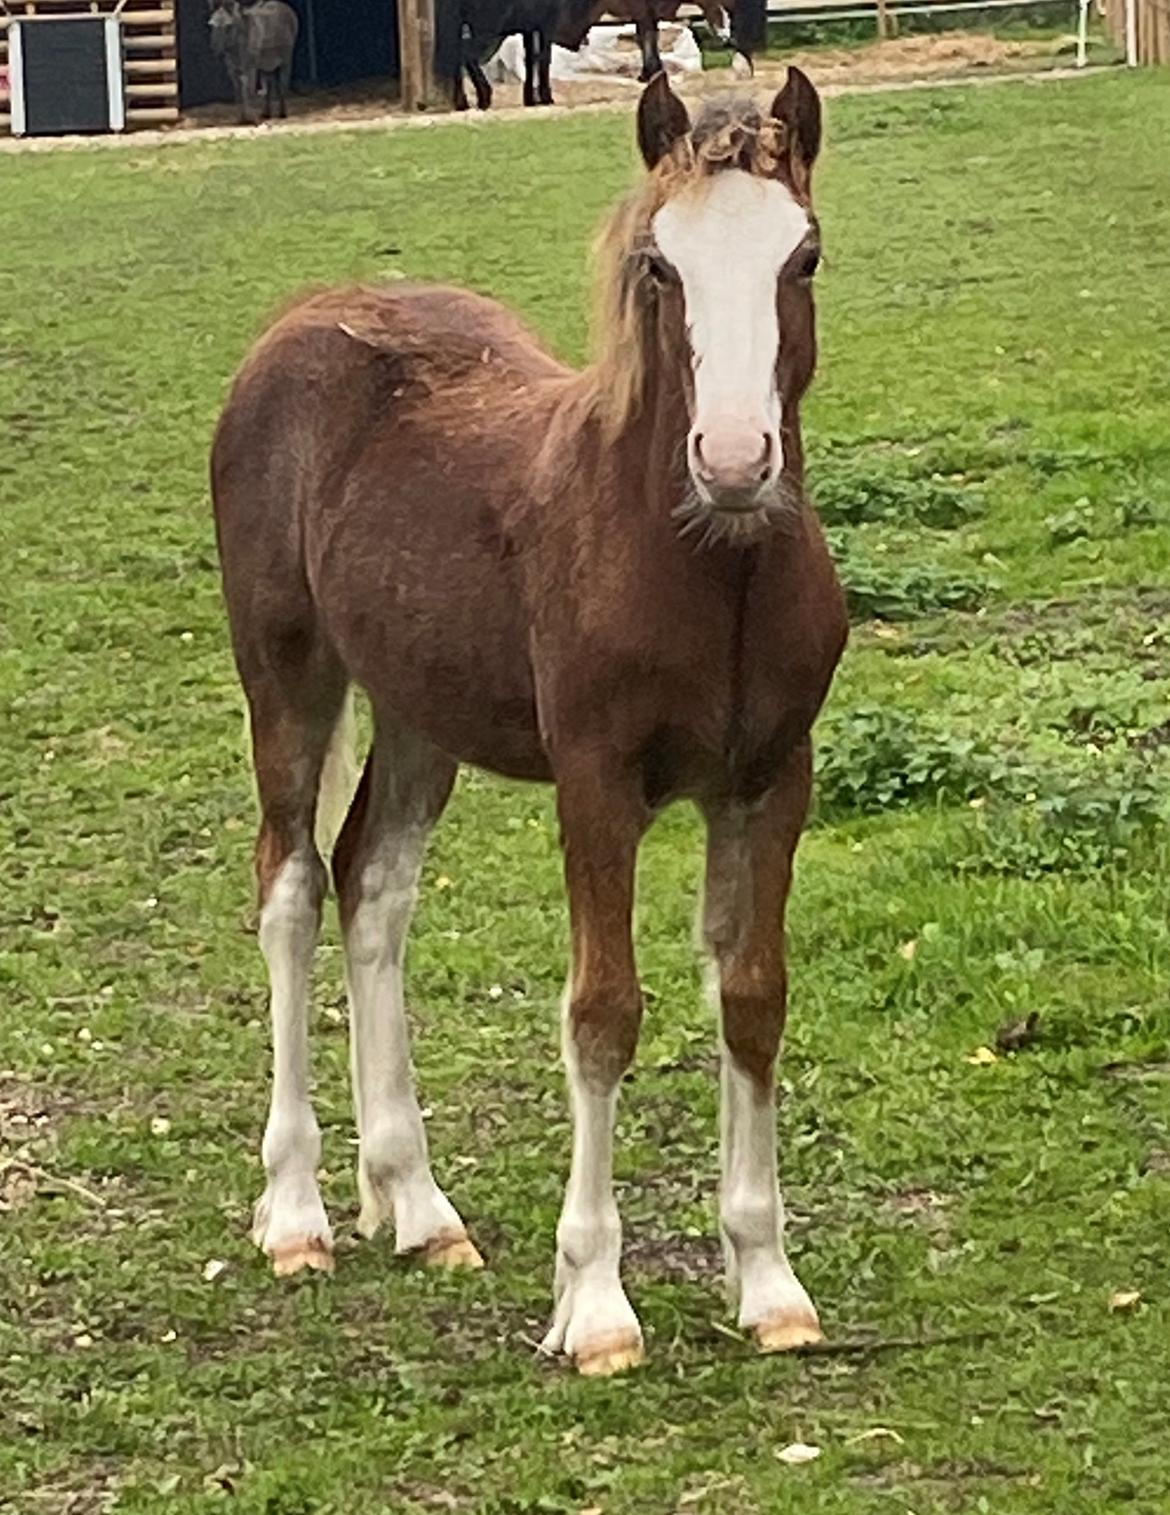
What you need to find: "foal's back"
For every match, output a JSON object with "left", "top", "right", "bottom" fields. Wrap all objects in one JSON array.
[{"left": 212, "top": 283, "right": 569, "bottom": 779}]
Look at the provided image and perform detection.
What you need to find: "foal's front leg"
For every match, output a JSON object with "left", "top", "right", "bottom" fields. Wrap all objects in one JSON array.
[
  {"left": 703, "top": 744, "right": 824, "bottom": 1353},
  {"left": 542, "top": 766, "right": 647, "bottom": 1376}
]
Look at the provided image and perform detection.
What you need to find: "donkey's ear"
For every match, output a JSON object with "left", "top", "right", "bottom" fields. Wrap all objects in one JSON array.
[
  {"left": 771, "top": 66, "right": 821, "bottom": 175},
  {"left": 637, "top": 72, "right": 691, "bottom": 170}
]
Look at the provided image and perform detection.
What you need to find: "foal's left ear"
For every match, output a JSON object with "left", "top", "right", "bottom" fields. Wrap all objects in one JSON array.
[
  {"left": 637, "top": 72, "right": 691, "bottom": 170},
  {"left": 771, "top": 66, "right": 822, "bottom": 182}
]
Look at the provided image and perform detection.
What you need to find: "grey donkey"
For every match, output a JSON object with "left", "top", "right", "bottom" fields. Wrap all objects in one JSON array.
[{"left": 209, "top": 0, "right": 299, "bottom": 125}]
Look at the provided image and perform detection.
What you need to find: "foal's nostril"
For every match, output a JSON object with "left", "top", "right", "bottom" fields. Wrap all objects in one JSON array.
[
  {"left": 757, "top": 433, "right": 773, "bottom": 482},
  {"left": 693, "top": 433, "right": 712, "bottom": 479}
]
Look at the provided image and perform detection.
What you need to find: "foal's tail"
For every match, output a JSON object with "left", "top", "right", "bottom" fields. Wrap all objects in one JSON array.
[{"left": 315, "top": 687, "right": 361, "bottom": 860}]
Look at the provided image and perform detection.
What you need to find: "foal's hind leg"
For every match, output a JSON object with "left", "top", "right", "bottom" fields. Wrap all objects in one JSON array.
[
  {"left": 333, "top": 715, "right": 480, "bottom": 1268},
  {"left": 249, "top": 676, "right": 348, "bottom": 1275},
  {"left": 702, "top": 744, "right": 823, "bottom": 1353}
]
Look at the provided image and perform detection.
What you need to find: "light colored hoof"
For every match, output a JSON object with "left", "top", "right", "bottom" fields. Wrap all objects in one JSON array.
[
  {"left": 422, "top": 1232, "right": 484, "bottom": 1270},
  {"left": 575, "top": 1332, "right": 645, "bottom": 1378},
  {"left": 754, "top": 1311, "right": 823, "bottom": 1354},
  {"left": 269, "top": 1238, "right": 334, "bottom": 1277}
]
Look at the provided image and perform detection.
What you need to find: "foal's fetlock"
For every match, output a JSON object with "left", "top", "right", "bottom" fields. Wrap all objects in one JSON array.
[
  {"left": 252, "top": 1180, "right": 334, "bottom": 1276},
  {"left": 357, "top": 1140, "right": 482, "bottom": 1267},
  {"left": 542, "top": 1256, "right": 643, "bottom": 1376},
  {"left": 729, "top": 1244, "right": 823, "bottom": 1353}
]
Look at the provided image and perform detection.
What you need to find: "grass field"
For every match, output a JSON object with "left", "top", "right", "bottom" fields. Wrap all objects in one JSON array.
[{"left": 3, "top": 69, "right": 1170, "bottom": 1515}]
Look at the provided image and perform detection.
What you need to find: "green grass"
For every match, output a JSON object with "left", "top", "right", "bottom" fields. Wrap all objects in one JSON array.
[{"left": 3, "top": 71, "right": 1170, "bottom": 1514}]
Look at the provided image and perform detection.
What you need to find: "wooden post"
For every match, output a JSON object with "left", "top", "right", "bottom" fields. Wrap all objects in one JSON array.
[
  {"left": 876, "top": 0, "right": 891, "bottom": 38},
  {"left": 417, "top": 0, "right": 435, "bottom": 104},
  {"left": 398, "top": 0, "right": 420, "bottom": 109},
  {"left": 398, "top": 0, "right": 436, "bottom": 110}
]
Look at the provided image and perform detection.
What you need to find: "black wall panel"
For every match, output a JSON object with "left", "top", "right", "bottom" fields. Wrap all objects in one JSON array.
[{"left": 21, "top": 19, "right": 113, "bottom": 135}]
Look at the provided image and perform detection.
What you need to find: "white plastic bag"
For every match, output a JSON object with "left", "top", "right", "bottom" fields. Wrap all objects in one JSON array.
[{"left": 492, "top": 22, "right": 702, "bottom": 85}]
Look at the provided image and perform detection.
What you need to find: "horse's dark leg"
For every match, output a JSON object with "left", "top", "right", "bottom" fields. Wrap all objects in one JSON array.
[
  {"left": 701, "top": 743, "right": 823, "bottom": 1355},
  {"left": 230, "top": 62, "right": 249, "bottom": 125},
  {"left": 635, "top": 15, "right": 662, "bottom": 82},
  {"left": 278, "top": 60, "right": 292, "bottom": 117},
  {"left": 452, "top": 64, "right": 470, "bottom": 110},
  {"left": 522, "top": 30, "right": 537, "bottom": 106},
  {"left": 262, "top": 69, "right": 275, "bottom": 119},
  {"left": 241, "top": 67, "right": 261, "bottom": 125},
  {"left": 541, "top": 755, "right": 648, "bottom": 1376},
  {"left": 537, "top": 30, "right": 554, "bottom": 105},
  {"left": 467, "top": 58, "right": 492, "bottom": 109}
]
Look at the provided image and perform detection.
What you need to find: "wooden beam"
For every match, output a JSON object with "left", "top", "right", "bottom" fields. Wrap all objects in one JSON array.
[
  {"left": 398, "top": 0, "right": 438, "bottom": 111},
  {"left": 123, "top": 32, "right": 176, "bottom": 49},
  {"left": 125, "top": 103, "right": 178, "bottom": 120},
  {"left": 125, "top": 78, "right": 177, "bottom": 96}
]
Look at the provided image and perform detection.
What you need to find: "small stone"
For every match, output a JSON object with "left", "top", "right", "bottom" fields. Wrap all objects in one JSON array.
[{"left": 776, "top": 1442, "right": 821, "bottom": 1465}]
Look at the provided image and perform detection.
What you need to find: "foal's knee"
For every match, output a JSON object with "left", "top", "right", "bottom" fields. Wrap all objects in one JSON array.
[
  {"left": 567, "top": 982, "right": 643, "bottom": 1087},
  {"left": 720, "top": 974, "right": 787, "bottom": 1088},
  {"left": 256, "top": 831, "right": 327, "bottom": 920}
]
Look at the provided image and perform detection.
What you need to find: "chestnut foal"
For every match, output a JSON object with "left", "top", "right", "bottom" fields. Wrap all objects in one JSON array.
[{"left": 212, "top": 70, "right": 847, "bottom": 1376}]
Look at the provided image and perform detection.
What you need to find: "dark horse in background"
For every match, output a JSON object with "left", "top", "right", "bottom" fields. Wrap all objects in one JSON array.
[
  {"left": 453, "top": 0, "right": 766, "bottom": 109},
  {"left": 208, "top": 0, "right": 299, "bottom": 124},
  {"left": 456, "top": 0, "right": 561, "bottom": 108}
]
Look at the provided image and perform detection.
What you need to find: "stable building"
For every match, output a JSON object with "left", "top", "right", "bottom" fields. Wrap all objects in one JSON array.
[{"left": 0, "top": 0, "right": 457, "bottom": 137}]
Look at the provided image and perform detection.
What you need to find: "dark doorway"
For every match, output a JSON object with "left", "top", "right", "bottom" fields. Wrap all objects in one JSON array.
[{"left": 176, "top": 0, "right": 401, "bottom": 109}]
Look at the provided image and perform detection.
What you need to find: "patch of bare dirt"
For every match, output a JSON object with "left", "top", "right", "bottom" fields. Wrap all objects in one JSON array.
[
  {"left": 625, "top": 1232, "right": 724, "bottom": 1281},
  {"left": 747, "top": 30, "right": 1060, "bottom": 93},
  {"left": 882, "top": 1186, "right": 954, "bottom": 1237},
  {"left": 0, "top": 1075, "right": 55, "bottom": 1213}
]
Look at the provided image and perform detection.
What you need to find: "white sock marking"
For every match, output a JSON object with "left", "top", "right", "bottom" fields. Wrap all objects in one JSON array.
[
  {"left": 712, "top": 968, "right": 816, "bottom": 1331},
  {"left": 542, "top": 1000, "right": 641, "bottom": 1359},
  {"left": 255, "top": 853, "right": 331, "bottom": 1255},
  {"left": 344, "top": 828, "right": 463, "bottom": 1251}
]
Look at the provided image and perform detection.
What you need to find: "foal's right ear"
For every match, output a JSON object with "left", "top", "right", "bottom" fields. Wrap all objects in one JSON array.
[{"left": 637, "top": 73, "right": 691, "bottom": 170}]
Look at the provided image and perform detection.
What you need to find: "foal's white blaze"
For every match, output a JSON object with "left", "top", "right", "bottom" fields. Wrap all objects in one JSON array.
[{"left": 652, "top": 171, "right": 810, "bottom": 502}]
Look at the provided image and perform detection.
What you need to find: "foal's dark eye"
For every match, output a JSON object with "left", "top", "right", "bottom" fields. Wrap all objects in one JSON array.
[{"left": 798, "top": 247, "right": 821, "bottom": 281}]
